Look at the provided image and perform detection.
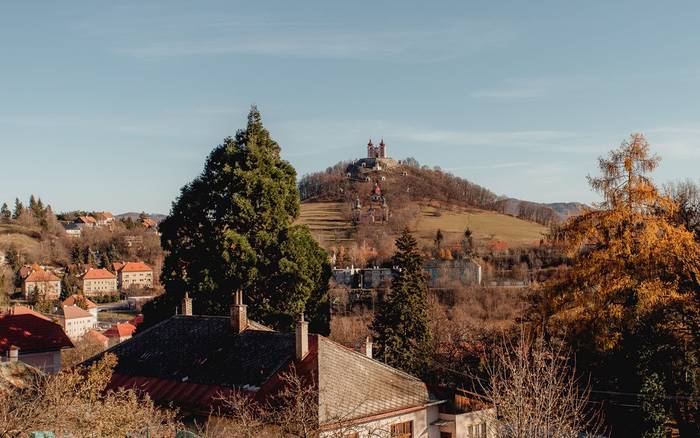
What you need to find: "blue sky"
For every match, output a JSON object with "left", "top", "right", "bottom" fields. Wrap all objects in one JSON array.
[{"left": 1, "top": 1, "right": 699, "bottom": 214}]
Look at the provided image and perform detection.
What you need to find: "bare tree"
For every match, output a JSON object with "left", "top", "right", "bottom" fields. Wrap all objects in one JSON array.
[{"left": 483, "top": 334, "right": 603, "bottom": 438}]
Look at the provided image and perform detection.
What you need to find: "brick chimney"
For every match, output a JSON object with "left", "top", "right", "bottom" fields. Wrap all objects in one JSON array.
[
  {"left": 362, "top": 336, "right": 373, "bottom": 359},
  {"left": 230, "top": 289, "right": 247, "bottom": 333},
  {"left": 182, "top": 292, "right": 192, "bottom": 316},
  {"left": 7, "top": 345, "right": 19, "bottom": 363},
  {"left": 295, "top": 313, "right": 309, "bottom": 360}
]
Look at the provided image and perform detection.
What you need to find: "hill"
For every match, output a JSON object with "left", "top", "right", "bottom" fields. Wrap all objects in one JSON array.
[{"left": 298, "top": 201, "right": 547, "bottom": 250}]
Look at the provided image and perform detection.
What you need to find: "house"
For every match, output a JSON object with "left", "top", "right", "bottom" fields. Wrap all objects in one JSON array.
[
  {"left": 104, "top": 322, "right": 137, "bottom": 347},
  {"left": 81, "top": 268, "right": 118, "bottom": 296},
  {"left": 22, "top": 267, "right": 61, "bottom": 301},
  {"left": 6, "top": 305, "right": 51, "bottom": 321},
  {"left": 85, "top": 292, "right": 445, "bottom": 436},
  {"left": 0, "top": 313, "right": 73, "bottom": 373},
  {"left": 76, "top": 216, "right": 97, "bottom": 228},
  {"left": 84, "top": 330, "right": 109, "bottom": 349},
  {"left": 115, "top": 261, "right": 153, "bottom": 290},
  {"left": 94, "top": 211, "right": 115, "bottom": 227},
  {"left": 435, "top": 389, "right": 497, "bottom": 438},
  {"left": 62, "top": 294, "right": 99, "bottom": 319},
  {"left": 63, "top": 222, "right": 82, "bottom": 238},
  {"left": 56, "top": 305, "right": 96, "bottom": 339}
]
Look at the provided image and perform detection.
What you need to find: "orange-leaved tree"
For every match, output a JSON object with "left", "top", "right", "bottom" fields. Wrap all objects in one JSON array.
[{"left": 529, "top": 134, "right": 700, "bottom": 437}]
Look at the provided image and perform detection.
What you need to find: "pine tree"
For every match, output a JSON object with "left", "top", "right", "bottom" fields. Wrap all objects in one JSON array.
[
  {"left": 0, "top": 203, "right": 11, "bottom": 223},
  {"left": 145, "top": 106, "right": 331, "bottom": 333},
  {"left": 371, "top": 229, "right": 431, "bottom": 377},
  {"left": 12, "top": 198, "right": 23, "bottom": 220}
]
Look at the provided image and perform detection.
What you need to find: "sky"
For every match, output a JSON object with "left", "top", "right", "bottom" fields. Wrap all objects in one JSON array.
[{"left": 1, "top": 1, "right": 699, "bottom": 214}]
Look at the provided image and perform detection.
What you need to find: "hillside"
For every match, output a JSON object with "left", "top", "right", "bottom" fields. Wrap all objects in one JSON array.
[{"left": 298, "top": 201, "right": 547, "bottom": 249}]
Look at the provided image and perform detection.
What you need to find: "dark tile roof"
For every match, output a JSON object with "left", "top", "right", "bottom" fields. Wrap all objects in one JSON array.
[
  {"left": 86, "top": 315, "right": 432, "bottom": 423},
  {"left": 91, "top": 316, "right": 290, "bottom": 388},
  {"left": 0, "top": 314, "right": 74, "bottom": 354}
]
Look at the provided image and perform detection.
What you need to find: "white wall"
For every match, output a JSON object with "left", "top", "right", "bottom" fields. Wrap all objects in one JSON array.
[{"left": 321, "top": 404, "right": 441, "bottom": 438}]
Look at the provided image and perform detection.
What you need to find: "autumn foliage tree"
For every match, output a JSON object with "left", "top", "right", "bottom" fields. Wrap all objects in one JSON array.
[{"left": 530, "top": 134, "right": 700, "bottom": 436}]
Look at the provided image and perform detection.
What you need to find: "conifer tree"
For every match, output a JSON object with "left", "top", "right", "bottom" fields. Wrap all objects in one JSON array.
[
  {"left": 0, "top": 203, "right": 10, "bottom": 223},
  {"left": 145, "top": 106, "right": 331, "bottom": 334},
  {"left": 12, "top": 198, "right": 23, "bottom": 220},
  {"left": 371, "top": 228, "right": 431, "bottom": 376},
  {"left": 531, "top": 134, "right": 700, "bottom": 436}
]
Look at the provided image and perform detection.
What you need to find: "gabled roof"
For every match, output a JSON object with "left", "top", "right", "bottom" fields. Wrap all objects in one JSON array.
[
  {"left": 25, "top": 270, "right": 60, "bottom": 283},
  {"left": 118, "top": 262, "right": 152, "bottom": 273},
  {"left": 62, "top": 295, "right": 97, "bottom": 309},
  {"left": 0, "top": 314, "right": 73, "bottom": 354},
  {"left": 77, "top": 216, "right": 97, "bottom": 224},
  {"left": 94, "top": 212, "right": 114, "bottom": 221},
  {"left": 82, "top": 268, "right": 116, "bottom": 280},
  {"left": 112, "top": 261, "right": 125, "bottom": 272},
  {"left": 85, "top": 315, "right": 431, "bottom": 422},
  {"left": 104, "top": 322, "right": 137, "bottom": 338},
  {"left": 85, "top": 330, "right": 109, "bottom": 345},
  {"left": 128, "top": 314, "right": 144, "bottom": 327},
  {"left": 7, "top": 305, "right": 51, "bottom": 321},
  {"left": 57, "top": 305, "right": 93, "bottom": 320}
]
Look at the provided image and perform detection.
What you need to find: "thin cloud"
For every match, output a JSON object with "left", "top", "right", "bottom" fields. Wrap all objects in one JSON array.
[
  {"left": 117, "top": 21, "right": 514, "bottom": 61},
  {"left": 472, "top": 76, "right": 589, "bottom": 99}
]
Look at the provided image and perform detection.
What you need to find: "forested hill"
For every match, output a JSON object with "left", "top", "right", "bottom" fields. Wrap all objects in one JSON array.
[{"left": 298, "top": 158, "right": 577, "bottom": 226}]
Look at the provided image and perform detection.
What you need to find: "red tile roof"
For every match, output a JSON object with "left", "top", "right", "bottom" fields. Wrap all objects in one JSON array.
[
  {"left": 58, "top": 305, "right": 93, "bottom": 320},
  {"left": 104, "top": 323, "right": 137, "bottom": 338},
  {"left": 94, "top": 212, "right": 114, "bottom": 221},
  {"left": 112, "top": 262, "right": 125, "bottom": 272},
  {"left": 128, "top": 314, "right": 144, "bottom": 327},
  {"left": 7, "top": 305, "right": 51, "bottom": 321},
  {"left": 77, "top": 216, "right": 97, "bottom": 224},
  {"left": 82, "top": 268, "right": 116, "bottom": 280},
  {"left": 25, "top": 270, "right": 60, "bottom": 283},
  {"left": 85, "top": 330, "right": 109, "bottom": 346},
  {"left": 62, "top": 295, "right": 97, "bottom": 309},
  {"left": 119, "top": 262, "right": 152, "bottom": 273},
  {"left": 0, "top": 314, "right": 73, "bottom": 354}
]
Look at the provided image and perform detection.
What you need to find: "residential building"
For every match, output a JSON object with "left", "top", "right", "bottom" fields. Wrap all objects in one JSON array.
[
  {"left": 115, "top": 261, "right": 153, "bottom": 290},
  {"left": 104, "top": 322, "right": 137, "bottom": 347},
  {"left": 94, "top": 211, "right": 114, "bottom": 227},
  {"left": 0, "top": 313, "right": 73, "bottom": 373},
  {"left": 63, "top": 222, "right": 82, "bottom": 238},
  {"left": 56, "top": 305, "right": 96, "bottom": 339},
  {"left": 62, "top": 294, "right": 99, "bottom": 319},
  {"left": 76, "top": 216, "right": 97, "bottom": 227},
  {"left": 6, "top": 305, "right": 51, "bottom": 321},
  {"left": 81, "top": 268, "right": 117, "bottom": 296},
  {"left": 84, "top": 330, "right": 109, "bottom": 349},
  {"left": 85, "top": 292, "right": 445, "bottom": 436},
  {"left": 22, "top": 267, "right": 61, "bottom": 301}
]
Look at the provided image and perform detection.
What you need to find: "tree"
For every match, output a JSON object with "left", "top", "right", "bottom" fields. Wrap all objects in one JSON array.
[
  {"left": 147, "top": 106, "right": 331, "bottom": 334},
  {"left": 484, "top": 334, "right": 602, "bottom": 437},
  {"left": 371, "top": 228, "right": 431, "bottom": 376},
  {"left": 12, "top": 198, "right": 23, "bottom": 220},
  {"left": 530, "top": 134, "right": 700, "bottom": 436},
  {"left": 0, "top": 203, "right": 10, "bottom": 223},
  {"left": 462, "top": 227, "right": 474, "bottom": 258},
  {"left": 434, "top": 228, "right": 444, "bottom": 252}
]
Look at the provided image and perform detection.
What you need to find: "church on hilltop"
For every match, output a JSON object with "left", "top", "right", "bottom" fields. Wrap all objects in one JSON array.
[{"left": 367, "top": 139, "right": 388, "bottom": 159}]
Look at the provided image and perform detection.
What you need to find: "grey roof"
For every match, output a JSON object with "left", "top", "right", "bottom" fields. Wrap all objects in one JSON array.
[
  {"left": 90, "top": 315, "right": 291, "bottom": 388},
  {"left": 86, "top": 314, "right": 432, "bottom": 423},
  {"left": 316, "top": 336, "right": 429, "bottom": 424}
]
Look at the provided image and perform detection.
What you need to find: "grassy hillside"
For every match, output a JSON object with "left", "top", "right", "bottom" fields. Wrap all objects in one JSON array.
[
  {"left": 0, "top": 224, "right": 42, "bottom": 257},
  {"left": 298, "top": 201, "right": 547, "bottom": 249}
]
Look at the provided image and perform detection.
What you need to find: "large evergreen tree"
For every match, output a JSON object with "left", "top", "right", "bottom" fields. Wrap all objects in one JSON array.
[
  {"left": 0, "top": 203, "right": 10, "bottom": 223},
  {"left": 143, "top": 106, "right": 331, "bottom": 334},
  {"left": 371, "top": 229, "right": 431, "bottom": 377}
]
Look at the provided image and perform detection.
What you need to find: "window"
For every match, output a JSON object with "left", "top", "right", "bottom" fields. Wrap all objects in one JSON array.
[
  {"left": 391, "top": 420, "right": 413, "bottom": 438},
  {"left": 467, "top": 423, "right": 487, "bottom": 438}
]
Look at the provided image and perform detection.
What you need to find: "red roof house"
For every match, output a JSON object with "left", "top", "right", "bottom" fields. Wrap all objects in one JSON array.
[{"left": 0, "top": 314, "right": 73, "bottom": 373}]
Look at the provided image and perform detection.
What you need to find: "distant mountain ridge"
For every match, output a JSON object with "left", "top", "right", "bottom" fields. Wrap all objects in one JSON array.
[
  {"left": 498, "top": 198, "right": 588, "bottom": 221},
  {"left": 116, "top": 212, "right": 167, "bottom": 223}
]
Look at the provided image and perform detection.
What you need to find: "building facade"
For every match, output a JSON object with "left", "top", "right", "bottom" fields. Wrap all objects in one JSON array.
[
  {"left": 116, "top": 262, "right": 153, "bottom": 290},
  {"left": 81, "top": 268, "right": 118, "bottom": 296},
  {"left": 22, "top": 269, "right": 62, "bottom": 301},
  {"left": 57, "top": 305, "right": 96, "bottom": 339}
]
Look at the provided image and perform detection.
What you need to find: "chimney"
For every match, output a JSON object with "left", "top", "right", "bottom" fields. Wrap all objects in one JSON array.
[
  {"left": 230, "top": 289, "right": 247, "bottom": 333},
  {"left": 295, "top": 313, "right": 309, "bottom": 360},
  {"left": 182, "top": 292, "right": 193, "bottom": 316},
  {"left": 7, "top": 345, "right": 19, "bottom": 363},
  {"left": 363, "top": 336, "right": 373, "bottom": 359}
]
